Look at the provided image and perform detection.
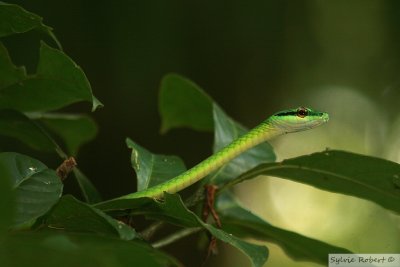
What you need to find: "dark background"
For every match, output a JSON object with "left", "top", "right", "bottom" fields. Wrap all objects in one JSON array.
[{"left": 4, "top": 1, "right": 400, "bottom": 266}]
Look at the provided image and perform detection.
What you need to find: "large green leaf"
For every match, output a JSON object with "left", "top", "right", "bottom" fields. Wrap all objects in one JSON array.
[
  {"left": 126, "top": 138, "right": 186, "bottom": 191},
  {"left": 0, "top": 232, "right": 180, "bottom": 267},
  {"left": 209, "top": 104, "right": 275, "bottom": 185},
  {"left": 38, "top": 113, "right": 98, "bottom": 156},
  {"left": 0, "top": 3, "right": 60, "bottom": 48},
  {"left": 0, "top": 42, "right": 102, "bottom": 112},
  {"left": 44, "top": 195, "right": 137, "bottom": 241},
  {"left": 217, "top": 192, "right": 351, "bottom": 264},
  {"left": 0, "top": 109, "right": 59, "bottom": 153},
  {"left": 159, "top": 73, "right": 214, "bottom": 133},
  {"left": 0, "top": 152, "right": 63, "bottom": 228},
  {"left": 225, "top": 150, "right": 400, "bottom": 213}
]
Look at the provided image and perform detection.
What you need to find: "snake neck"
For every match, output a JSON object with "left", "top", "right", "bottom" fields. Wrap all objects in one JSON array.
[
  {"left": 231, "top": 121, "right": 284, "bottom": 152},
  {"left": 124, "top": 121, "right": 284, "bottom": 199}
]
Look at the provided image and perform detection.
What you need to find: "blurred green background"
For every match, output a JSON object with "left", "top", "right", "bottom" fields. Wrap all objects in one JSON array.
[{"left": 4, "top": 1, "right": 400, "bottom": 266}]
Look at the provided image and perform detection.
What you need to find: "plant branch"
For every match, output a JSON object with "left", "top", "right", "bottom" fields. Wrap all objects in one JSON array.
[
  {"left": 140, "top": 221, "right": 165, "bottom": 241},
  {"left": 151, "top": 227, "right": 202, "bottom": 249}
]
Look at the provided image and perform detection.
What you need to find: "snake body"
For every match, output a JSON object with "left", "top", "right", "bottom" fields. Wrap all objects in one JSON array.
[{"left": 123, "top": 107, "right": 329, "bottom": 199}]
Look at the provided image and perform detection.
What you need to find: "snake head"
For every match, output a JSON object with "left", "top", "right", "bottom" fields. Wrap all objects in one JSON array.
[{"left": 271, "top": 107, "right": 329, "bottom": 133}]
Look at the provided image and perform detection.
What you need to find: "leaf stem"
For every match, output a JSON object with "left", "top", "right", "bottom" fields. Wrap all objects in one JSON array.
[
  {"left": 151, "top": 227, "right": 203, "bottom": 249},
  {"left": 140, "top": 221, "right": 165, "bottom": 241}
]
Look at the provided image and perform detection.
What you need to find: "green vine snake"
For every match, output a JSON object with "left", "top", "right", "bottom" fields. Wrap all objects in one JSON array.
[{"left": 123, "top": 107, "right": 329, "bottom": 199}]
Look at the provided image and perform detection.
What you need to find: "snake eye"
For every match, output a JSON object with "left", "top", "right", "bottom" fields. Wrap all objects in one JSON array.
[{"left": 297, "top": 107, "right": 308, "bottom": 118}]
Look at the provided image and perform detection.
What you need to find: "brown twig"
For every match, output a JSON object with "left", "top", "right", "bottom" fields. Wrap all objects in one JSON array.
[
  {"left": 202, "top": 235, "right": 218, "bottom": 267},
  {"left": 201, "top": 185, "right": 222, "bottom": 266},
  {"left": 202, "top": 185, "right": 221, "bottom": 228},
  {"left": 56, "top": 157, "right": 77, "bottom": 181}
]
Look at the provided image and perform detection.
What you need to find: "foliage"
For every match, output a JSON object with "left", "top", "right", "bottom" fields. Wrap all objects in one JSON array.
[{"left": 0, "top": 3, "right": 399, "bottom": 267}]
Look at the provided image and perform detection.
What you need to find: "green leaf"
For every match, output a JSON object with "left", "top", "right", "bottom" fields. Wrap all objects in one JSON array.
[
  {"left": 94, "top": 197, "right": 153, "bottom": 212},
  {"left": 39, "top": 113, "right": 98, "bottom": 156},
  {"left": 135, "top": 193, "right": 200, "bottom": 227},
  {"left": 226, "top": 150, "right": 400, "bottom": 213},
  {"left": 44, "top": 195, "right": 137, "bottom": 241},
  {"left": 0, "top": 3, "right": 60, "bottom": 48},
  {"left": 126, "top": 138, "right": 186, "bottom": 191},
  {"left": 150, "top": 194, "right": 269, "bottom": 267},
  {"left": 200, "top": 223, "right": 268, "bottom": 267},
  {"left": 0, "top": 42, "right": 102, "bottom": 112},
  {"left": 0, "top": 109, "right": 59, "bottom": 153},
  {"left": 0, "top": 42, "right": 26, "bottom": 88},
  {"left": 217, "top": 192, "right": 351, "bottom": 264},
  {"left": 96, "top": 193, "right": 268, "bottom": 267},
  {"left": 0, "top": 152, "right": 63, "bottom": 228},
  {"left": 72, "top": 168, "right": 102, "bottom": 204},
  {"left": 159, "top": 73, "right": 214, "bottom": 133},
  {"left": 1, "top": 232, "right": 180, "bottom": 267},
  {"left": 209, "top": 104, "right": 276, "bottom": 185},
  {"left": 0, "top": 3, "right": 48, "bottom": 36}
]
